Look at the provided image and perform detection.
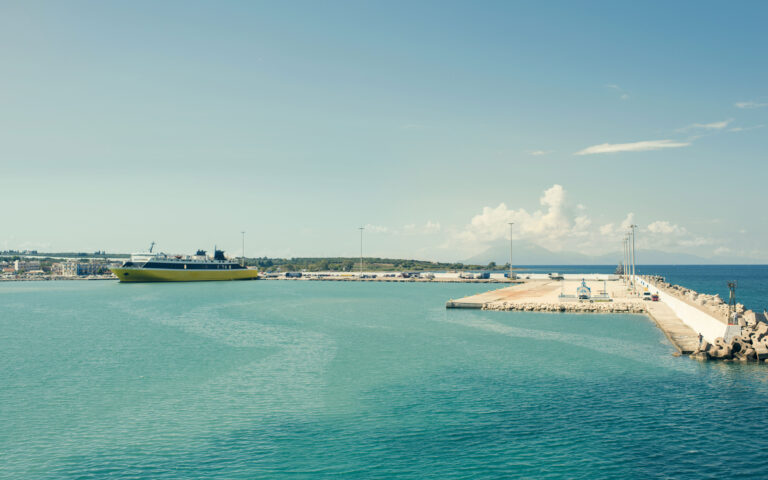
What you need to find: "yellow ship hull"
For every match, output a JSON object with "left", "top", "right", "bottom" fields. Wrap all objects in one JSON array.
[{"left": 110, "top": 267, "right": 259, "bottom": 282}]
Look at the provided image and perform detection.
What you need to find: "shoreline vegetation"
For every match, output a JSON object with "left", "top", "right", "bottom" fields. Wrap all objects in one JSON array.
[
  {"left": 1, "top": 252, "right": 520, "bottom": 280},
  {"left": 245, "top": 257, "right": 511, "bottom": 273}
]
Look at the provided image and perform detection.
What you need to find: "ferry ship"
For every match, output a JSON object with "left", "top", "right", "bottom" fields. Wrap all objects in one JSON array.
[{"left": 110, "top": 244, "right": 259, "bottom": 282}]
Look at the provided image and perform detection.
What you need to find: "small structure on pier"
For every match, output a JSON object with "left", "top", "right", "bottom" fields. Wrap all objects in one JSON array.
[{"left": 576, "top": 279, "right": 591, "bottom": 300}]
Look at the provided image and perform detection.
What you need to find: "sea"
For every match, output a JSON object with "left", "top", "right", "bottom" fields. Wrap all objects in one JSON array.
[{"left": 2, "top": 265, "right": 768, "bottom": 479}]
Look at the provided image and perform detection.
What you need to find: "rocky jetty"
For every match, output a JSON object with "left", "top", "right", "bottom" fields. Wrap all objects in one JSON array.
[
  {"left": 691, "top": 316, "right": 768, "bottom": 362},
  {"left": 482, "top": 302, "right": 646, "bottom": 314}
]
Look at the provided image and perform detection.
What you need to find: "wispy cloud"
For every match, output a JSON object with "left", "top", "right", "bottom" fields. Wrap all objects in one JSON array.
[
  {"left": 605, "top": 84, "right": 629, "bottom": 100},
  {"left": 575, "top": 139, "right": 690, "bottom": 155},
  {"left": 735, "top": 101, "right": 768, "bottom": 109},
  {"left": 729, "top": 124, "right": 765, "bottom": 132},
  {"left": 678, "top": 119, "right": 733, "bottom": 132},
  {"left": 403, "top": 221, "right": 441, "bottom": 235},
  {"left": 647, "top": 220, "right": 686, "bottom": 235},
  {"left": 364, "top": 224, "right": 388, "bottom": 233},
  {"left": 528, "top": 150, "right": 551, "bottom": 156}
]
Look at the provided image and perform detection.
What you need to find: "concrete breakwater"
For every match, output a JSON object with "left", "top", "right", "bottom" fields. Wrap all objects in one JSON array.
[
  {"left": 640, "top": 275, "right": 744, "bottom": 323},
  {"left": 447, "top": 276, "right": 768, "bottom": 362},
  {"left": 637, "top": 275, "right": 768, "bottom": 362},
  {"left": 691, "top": 321, "right": 768, "bottom": 362}
]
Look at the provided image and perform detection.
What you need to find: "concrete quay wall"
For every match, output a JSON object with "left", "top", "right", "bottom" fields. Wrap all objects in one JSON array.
[{"left": 636, "top": 276, "right": 731, "bottom": 343}]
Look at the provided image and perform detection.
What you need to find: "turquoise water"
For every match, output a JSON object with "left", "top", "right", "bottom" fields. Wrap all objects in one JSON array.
[{"left": 3, "top": 280, "right": 768, "bottom": 479}]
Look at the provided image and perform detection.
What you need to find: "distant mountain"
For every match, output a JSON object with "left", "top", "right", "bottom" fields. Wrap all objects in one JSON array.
[{"left": 463, "top": 240, "right": 761, "bottom": 265}]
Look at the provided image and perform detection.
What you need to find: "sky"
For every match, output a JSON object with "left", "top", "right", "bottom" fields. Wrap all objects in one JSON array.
[{"left": 2, "top": 0, "right": 767, "bottom": 262}]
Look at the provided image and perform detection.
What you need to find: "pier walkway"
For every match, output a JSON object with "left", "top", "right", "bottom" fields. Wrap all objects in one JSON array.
[
  {"left": 644, "top": 301, "right": 700, "bottom": 354},
  {"left": 446, "top": 278, "right": 701, "bottom": 355}
]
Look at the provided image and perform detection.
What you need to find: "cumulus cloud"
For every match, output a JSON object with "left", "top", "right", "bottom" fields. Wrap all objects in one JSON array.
[
  {"left": 620, "top": 213, "right": 636, "bottom": 231},
  {"left": 643, "top": 220, "right": 713, "bottom": 249},
  {"left": 599, "top": 223, "right": 615, "bottom": 236},
  {"left": 735, "top": 101, "right": 768, "bottom": 109},
  {"left": 647, "top": 220, "right": 686, "bottom": 235},
  {"left": 453, "top": 185, "right": 588, "bottom": 251},
  {"left": 575, "top": 139, "right": 690, "bottom": 155},
  {"left": 597, "top": 214, "right": 636, "bottom": 238},
  {"left": 424, "top": 220, "right": 441, "bottom": 233},
  {"left": 444, "top": 185, "right": 734, "bottom": 259}
]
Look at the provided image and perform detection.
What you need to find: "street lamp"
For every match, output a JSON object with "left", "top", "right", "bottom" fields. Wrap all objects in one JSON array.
[
  {"left": 359, "top": 226, "right": 364, "bottom": 275},
  {"left": 241, "top": 231, "right": 245, "bottom": 267},
  {"left": 623, "top": 235, "right": 629, "bottom": 286},
  {"left": 630, "top": 224, "right": 637, "bottom": 294},
  {"left": 508, "top": 222, "right": 514, "bottom": 281}
]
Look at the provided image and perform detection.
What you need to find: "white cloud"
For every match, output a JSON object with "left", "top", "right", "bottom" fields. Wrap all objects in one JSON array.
[
  {"left": 575, "top": 139, "right": 690, "bottom": 155},
  {"left": 402, "top": 221, "right": 441, "bottom": 235},
  {"left": 424, "top": 220, "right": 441, "bottom": 233},
  {"left": 647, "top": 220, "right": 686, "bottom": 235},
  {"left": 452, "top": 184, "right": 587, "bottom": 252},
  {"left": 714, "top": 246, "right": 732, "bottom": 256},
  {"left": 735, "top": 101, "right": 768, "bottom": 109},
  {"left": 444, "top": 185, "right": 735, "bottom": 260},
  {"left": 643, "top": 220, "right": 714, "bottom": 249},
  {"left": 620, "top": 213, "right": 636, "bottom": 231},
  {"left": 678, "top": 119, "right": 733, "bottom": 132},
  {"left": 605, "top": 84, "right": 629, "bottom": 100},
  {"left": 529, "top": 150, "right": 551, "bottom": 156},
  {"left": 729, "top": 124, "right": 765, "bottom": 132},
  {"left": 598, "top": 214, "right": 636, "bottom": 237},
  {"left": 599, "top": 223, "right": 615, "bottom": 236},
  {"left": 364, "top": 224, "right": 388, "bottom": 233}
]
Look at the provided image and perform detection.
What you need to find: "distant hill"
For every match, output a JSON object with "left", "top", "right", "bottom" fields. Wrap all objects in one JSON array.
[{"left": 464, "top": 240, "right": 761, "bottom": 265}]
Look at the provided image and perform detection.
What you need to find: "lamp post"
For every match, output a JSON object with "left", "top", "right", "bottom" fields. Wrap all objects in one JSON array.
[
  {"left": 241, "top": 231, "right": 245, "bottom": 267},
  {"left": 359, "top": 226, "right": 364, "bottom": 276},
  {"left": 508, "top": 222, "right": 514, "bottom": 281},
  {"left": 630, "top": 224, "right": 637, "bottom": 294},
  {"left": 625, "top": 234, "right": 630, "bottom": 286}
]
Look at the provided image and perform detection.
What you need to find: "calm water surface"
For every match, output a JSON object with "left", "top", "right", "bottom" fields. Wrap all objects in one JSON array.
[{"left": 2, "top": 279, "right": 768, "bottom": 479}]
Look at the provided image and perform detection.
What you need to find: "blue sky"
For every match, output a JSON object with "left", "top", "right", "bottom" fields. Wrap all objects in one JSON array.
[{"left": 2, "top": 1, "right": 767, "bottom": 261}]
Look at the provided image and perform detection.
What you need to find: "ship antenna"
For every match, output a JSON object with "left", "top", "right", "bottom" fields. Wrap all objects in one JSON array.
[{"left": 149, "top": 241, "right": 155, "bottom": 253}]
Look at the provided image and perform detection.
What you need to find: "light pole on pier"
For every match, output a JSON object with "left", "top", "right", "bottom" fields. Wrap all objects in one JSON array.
[
  {"left": 241, "top": 231, "right": 245, "bottom": 267},
  {"left": 359, "top": 226, "right": 364, "bottom": 275},
  {"left": 625, "top": 234, "right": 631, "bottom": 289},
  {"left": 623, "top": 235, "right": 628, "bottom": 286},
  {"left": 630, "top": 224, "right": 638, "bottom": 294},
  {"left": 508, "top": 222, "right": 514, "bottom": 281}
]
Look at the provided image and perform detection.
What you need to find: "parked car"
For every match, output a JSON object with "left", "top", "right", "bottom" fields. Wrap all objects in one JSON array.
[
  {"left": 651, "top": 294, "right": 659, "bottom": 302},
  {"left": 642, "top": 290, "right": 652, "bottom": 300}
]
